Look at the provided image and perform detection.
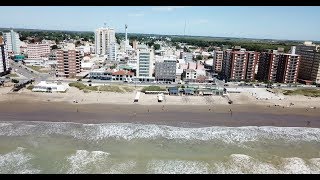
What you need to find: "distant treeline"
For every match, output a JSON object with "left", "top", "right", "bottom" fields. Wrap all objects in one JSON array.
[{"left": 170, "top": 37, "right": 298, "bottom": 52}]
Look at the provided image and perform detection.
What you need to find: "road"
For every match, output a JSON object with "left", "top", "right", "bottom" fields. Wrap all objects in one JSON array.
[{"left": 10, "top": 60, "right": 55, "bottom": 82}]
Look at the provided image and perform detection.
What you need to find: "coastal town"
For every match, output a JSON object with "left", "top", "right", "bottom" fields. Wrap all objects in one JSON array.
[
  {"left": 1, "top": 6, "right": 320, "bottom": 175},
  {"left": 1, "top": 26, "right": 320, "bottom": 110}
]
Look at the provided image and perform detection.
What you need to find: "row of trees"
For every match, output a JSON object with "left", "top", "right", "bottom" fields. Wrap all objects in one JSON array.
[{"left": 170, "top": 37, "right": 295, "bottom": 52}]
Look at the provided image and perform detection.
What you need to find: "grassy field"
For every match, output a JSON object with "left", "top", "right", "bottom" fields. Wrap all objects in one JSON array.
[
  {"left": 7, "top": 73, "right": 19, "bottom": 77},
  {"left": 27, "top": 66, "right": 50, "bottom": 73},
  {"left": 69, "top": 82, "right": 134, "bottom": 93},
  {"left": 141, "top": 86, "right": 166, "bottom": 93},
  {"left": 282, "top": 88, "right": 320, "bottom": 97}
]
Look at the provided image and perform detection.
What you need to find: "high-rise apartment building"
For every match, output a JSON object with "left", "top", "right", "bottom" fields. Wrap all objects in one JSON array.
[
  {"left": 107, "top": 43, "right": 117, "bottom": 61},
  {"left": 221, "top": 47, "right": 259, "bottom": 82},
  {"left": 245, "top": 51, "right": 259, "bottom": 81},
  {"left": 137, "top": 48, "right": 154, "bottom": 78},
  {"left": 3, "top": 30, "right": 20, "bottom": 54},
  {"left": 257, "top": 47, "right": 300, "bottom": 83},
  {"left": 0, "top": 38, "right": 10, "bottom": 76},
  {"left": 94, "top": 27, "right": 116, "bottom": 56},
  {"left": 296, "top": 42, "right": 320, "bottom": 84},
  {"left": 213, "top": 50, "right": 223, "bottom": 73},
  {"left": 155, "top": 55, "right": 177, "bottom": 82},
  {"left": 27, "top": 43, "right": 50, "bottom": 59},
  {"left": 56, "top": 49, "right": 81, "bottom": 78}
]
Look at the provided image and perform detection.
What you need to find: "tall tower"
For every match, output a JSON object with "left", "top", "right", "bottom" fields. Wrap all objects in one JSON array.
[{"left": 125, "top": 24, "right": 128, "bottom": 52}]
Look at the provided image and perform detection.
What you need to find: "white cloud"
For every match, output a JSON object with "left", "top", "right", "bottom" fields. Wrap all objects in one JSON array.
[
  {"left": 152, "top": 6, "right": 186, "bottom": 12},
  {"left": 128, "top": 13, "right": 144, "bottom": 17}
]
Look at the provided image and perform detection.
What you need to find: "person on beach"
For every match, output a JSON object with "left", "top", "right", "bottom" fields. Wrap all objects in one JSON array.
[
  {"left": 76, "top": 108, "right": 79, "bottom": 113},
  {"left": 229, "top": 109, "right": 233, "bottom": 116},
  {"left": 148, "top": 109, "right": 150, "bottom": 113},
  {"left": 307, "top": 121, "right": 311, "bottom": 126}
]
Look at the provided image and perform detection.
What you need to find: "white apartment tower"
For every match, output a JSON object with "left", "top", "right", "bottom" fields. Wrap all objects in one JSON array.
[
  {"left": 0, "top": 37, "right": 10, "bottom": 76},
  {"left": 94, "top": 27, "right": 116, "bottom": 56},
  {"left": 137, "top": 48, "right": 154, "bottom": 78},
  {"left": 3, "top": 29, "right": 21, "bottom": 54}
]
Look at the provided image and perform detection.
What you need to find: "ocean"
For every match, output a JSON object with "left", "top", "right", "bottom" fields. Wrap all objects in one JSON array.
[{"left": 0, "top": 121, "right": 320, "bottom": 174}]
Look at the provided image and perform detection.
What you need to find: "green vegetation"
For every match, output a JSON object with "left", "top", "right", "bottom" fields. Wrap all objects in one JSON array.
[
  {"left": 98, "top": 85, "right": 124, "bottom": 93},
  {"left": 7, "top": 73, "right": 19, "bottom": 77},
  {"left": 282, "top": 89, "right": 320, "bottom": 97},
  {"left": 27, "top": 85, "right": 34, "bottom": 90},
  {"left": 69, "top": 82, "right": 134, "bottom": 93},
  {"left": 122, "top": 86, "right": 134, "bottom": 92},
  {"left": 11, "top": 79, "right": 19, "bottom": 83},
  {"left": 69, "top": 82, "right": 98, "bottom": 91},
  {"left": 26, "top": 66, "right": 49, "bottom": 73},
  {"left": 153, "top": 44, "right": 161, "bottom": 50},
  {"left": 141, "top": 86, "right": 166, "bottom": 93},
  {"left": 171, "top": 37, "right": 296, "bottom": 52},
  {"left": 195, "top": 55, "right": 203, "bottom": 60},
  {"left": 109, "top": 64, "right": 117, "bottom": 69}
]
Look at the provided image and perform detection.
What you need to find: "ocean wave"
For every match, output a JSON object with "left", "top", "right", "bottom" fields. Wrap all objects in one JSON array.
[
  {"left": 66, "top": 150, "right": 110, "bottom": 174},
  {"left": 0, "top": 147, "right": 40, "bottom": 174},
  {"left": 212, "top": 154, "right": 320, "bottom": 174},
  {"left": 1, "top": 121, "right": 320, "bottom": 144},
  {"left": 147, "top": 160, "right": 209, "bottom": 174}
]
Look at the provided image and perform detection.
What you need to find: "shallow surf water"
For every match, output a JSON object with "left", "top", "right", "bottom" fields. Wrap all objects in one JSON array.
[{"left": 0, "top": 121, "right": 320, "bottom": 174}]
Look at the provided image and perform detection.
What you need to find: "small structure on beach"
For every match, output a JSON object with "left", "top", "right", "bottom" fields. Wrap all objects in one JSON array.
[
  {"left": 168, "top": 87, "right": 179, "bottom": 95},
  {"left": 157, "top": 93, "right": 164, "bottom": 102},
  {"left": 134, "top": 91, "right": 141, "bottom": 102},
  {"left": 32, "top": 81, "right": 69, "bottom": 93}
]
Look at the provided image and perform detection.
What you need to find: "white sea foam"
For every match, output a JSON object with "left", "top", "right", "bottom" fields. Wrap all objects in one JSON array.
[
  {"left": 212, "top": 154, "right": 320, "bottom": 174},
  {"left": 212, "top": 154, "right": 279, "bottom": 174},
  {"left": 1, "top": 122, "right": 320, "bottom": 144},
  {"left": 147, "top": 160, "right": 209, "bottom": 174},
  {"left": 66, "top": 150, "right": 110, "bottom": 174},
  {"left": 108, "top": 161, "right": 137, "bottom": 174},
  {"left": 0, "top": 147, "right": 40, "bottom": 174}
]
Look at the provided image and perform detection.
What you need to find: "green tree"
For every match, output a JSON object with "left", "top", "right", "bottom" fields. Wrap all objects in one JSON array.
[{"left": 154, "top": 44, "right": 161, "bottom": 50}]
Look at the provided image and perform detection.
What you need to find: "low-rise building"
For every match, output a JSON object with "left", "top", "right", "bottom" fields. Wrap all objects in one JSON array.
[{"left": 32, "top": 81, "right": 69, "bottom": 92}]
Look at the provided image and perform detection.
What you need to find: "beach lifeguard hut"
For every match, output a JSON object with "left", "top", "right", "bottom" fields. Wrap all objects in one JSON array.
[
  {"left": 134, "top": 92, "right": 141, "bottom": 102},
  {"left": 157, "top": 93, "right": 164, "bottom": 102}
]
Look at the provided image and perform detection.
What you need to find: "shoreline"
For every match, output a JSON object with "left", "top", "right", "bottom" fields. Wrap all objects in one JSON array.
[{"left": 1, "top": 100, "right": 320, "bottom": 128}]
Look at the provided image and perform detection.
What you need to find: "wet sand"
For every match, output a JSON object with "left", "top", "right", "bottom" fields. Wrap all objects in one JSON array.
[{"left": 1, "top": 100, "right": 320, "bottom": 128}]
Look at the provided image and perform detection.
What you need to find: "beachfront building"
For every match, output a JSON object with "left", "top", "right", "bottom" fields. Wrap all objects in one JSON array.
[
  {"left": 296, "top": 41, "right": 320, "bottom": 84},
  {"left": 245, "top": 51, "right": 259, "bottom": 81},
  {"left": 3, "top": 29, "right": 20, "bottom": 54},
  {"left": 32, "top": 81, "right": 69, "bottom": 92},
  {"left": 56, "top": 49, "right": 82, "bottom": 78},
  {"left": 89, "top": 68, "right": 112, "bottom": 80},
  {"left": 112, "top": 70, "right": 134, "bottom": 81},
  {"left": 155, "top": 55, "right": 177, "bottom": 82},
  {"left": 222, "top": 47, "right": 247, "bottom": 81},
  {"left": 221, "top": 47, "right": 258, "bottom": 82},
  {"left": 26, "top": 43, "right": 50, "bottom": 59},
  {"left": 213, "top": 50, "right": 223, "bottom": 73},
  {"left": 0, "top": 38, "right": 10, "bottom": 76},
  {"left": 257, "top": 47, "right": 300, "bottom": 83},
  {"left": 136, "top": 48, "right": 155, "bottom": 82},
  {"left": 94, "top": 27, "right": 116, "bottom": 56}
]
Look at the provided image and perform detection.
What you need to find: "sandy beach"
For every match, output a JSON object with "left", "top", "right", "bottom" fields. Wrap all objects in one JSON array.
[{"left": 1, "top": 86, "right": 320, "bottom": 128}]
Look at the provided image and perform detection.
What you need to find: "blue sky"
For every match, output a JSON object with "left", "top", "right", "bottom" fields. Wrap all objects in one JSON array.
[{"left": 0, "top": 6, "right": 320, "bottom": 41}]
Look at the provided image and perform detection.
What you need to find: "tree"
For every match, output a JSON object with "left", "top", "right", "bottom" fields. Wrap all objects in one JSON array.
[
  {"left": 196, "top": 55, "right": 202, "bottom": 60},
  {"left": 51, "top": 45, "right": 58, "bottom": 50},
  {"left": 183, "top": 46, "right": 190, "bottom": 52},
  {"left": 154, "top": 44, "right": 160, "bottom": 50}
]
